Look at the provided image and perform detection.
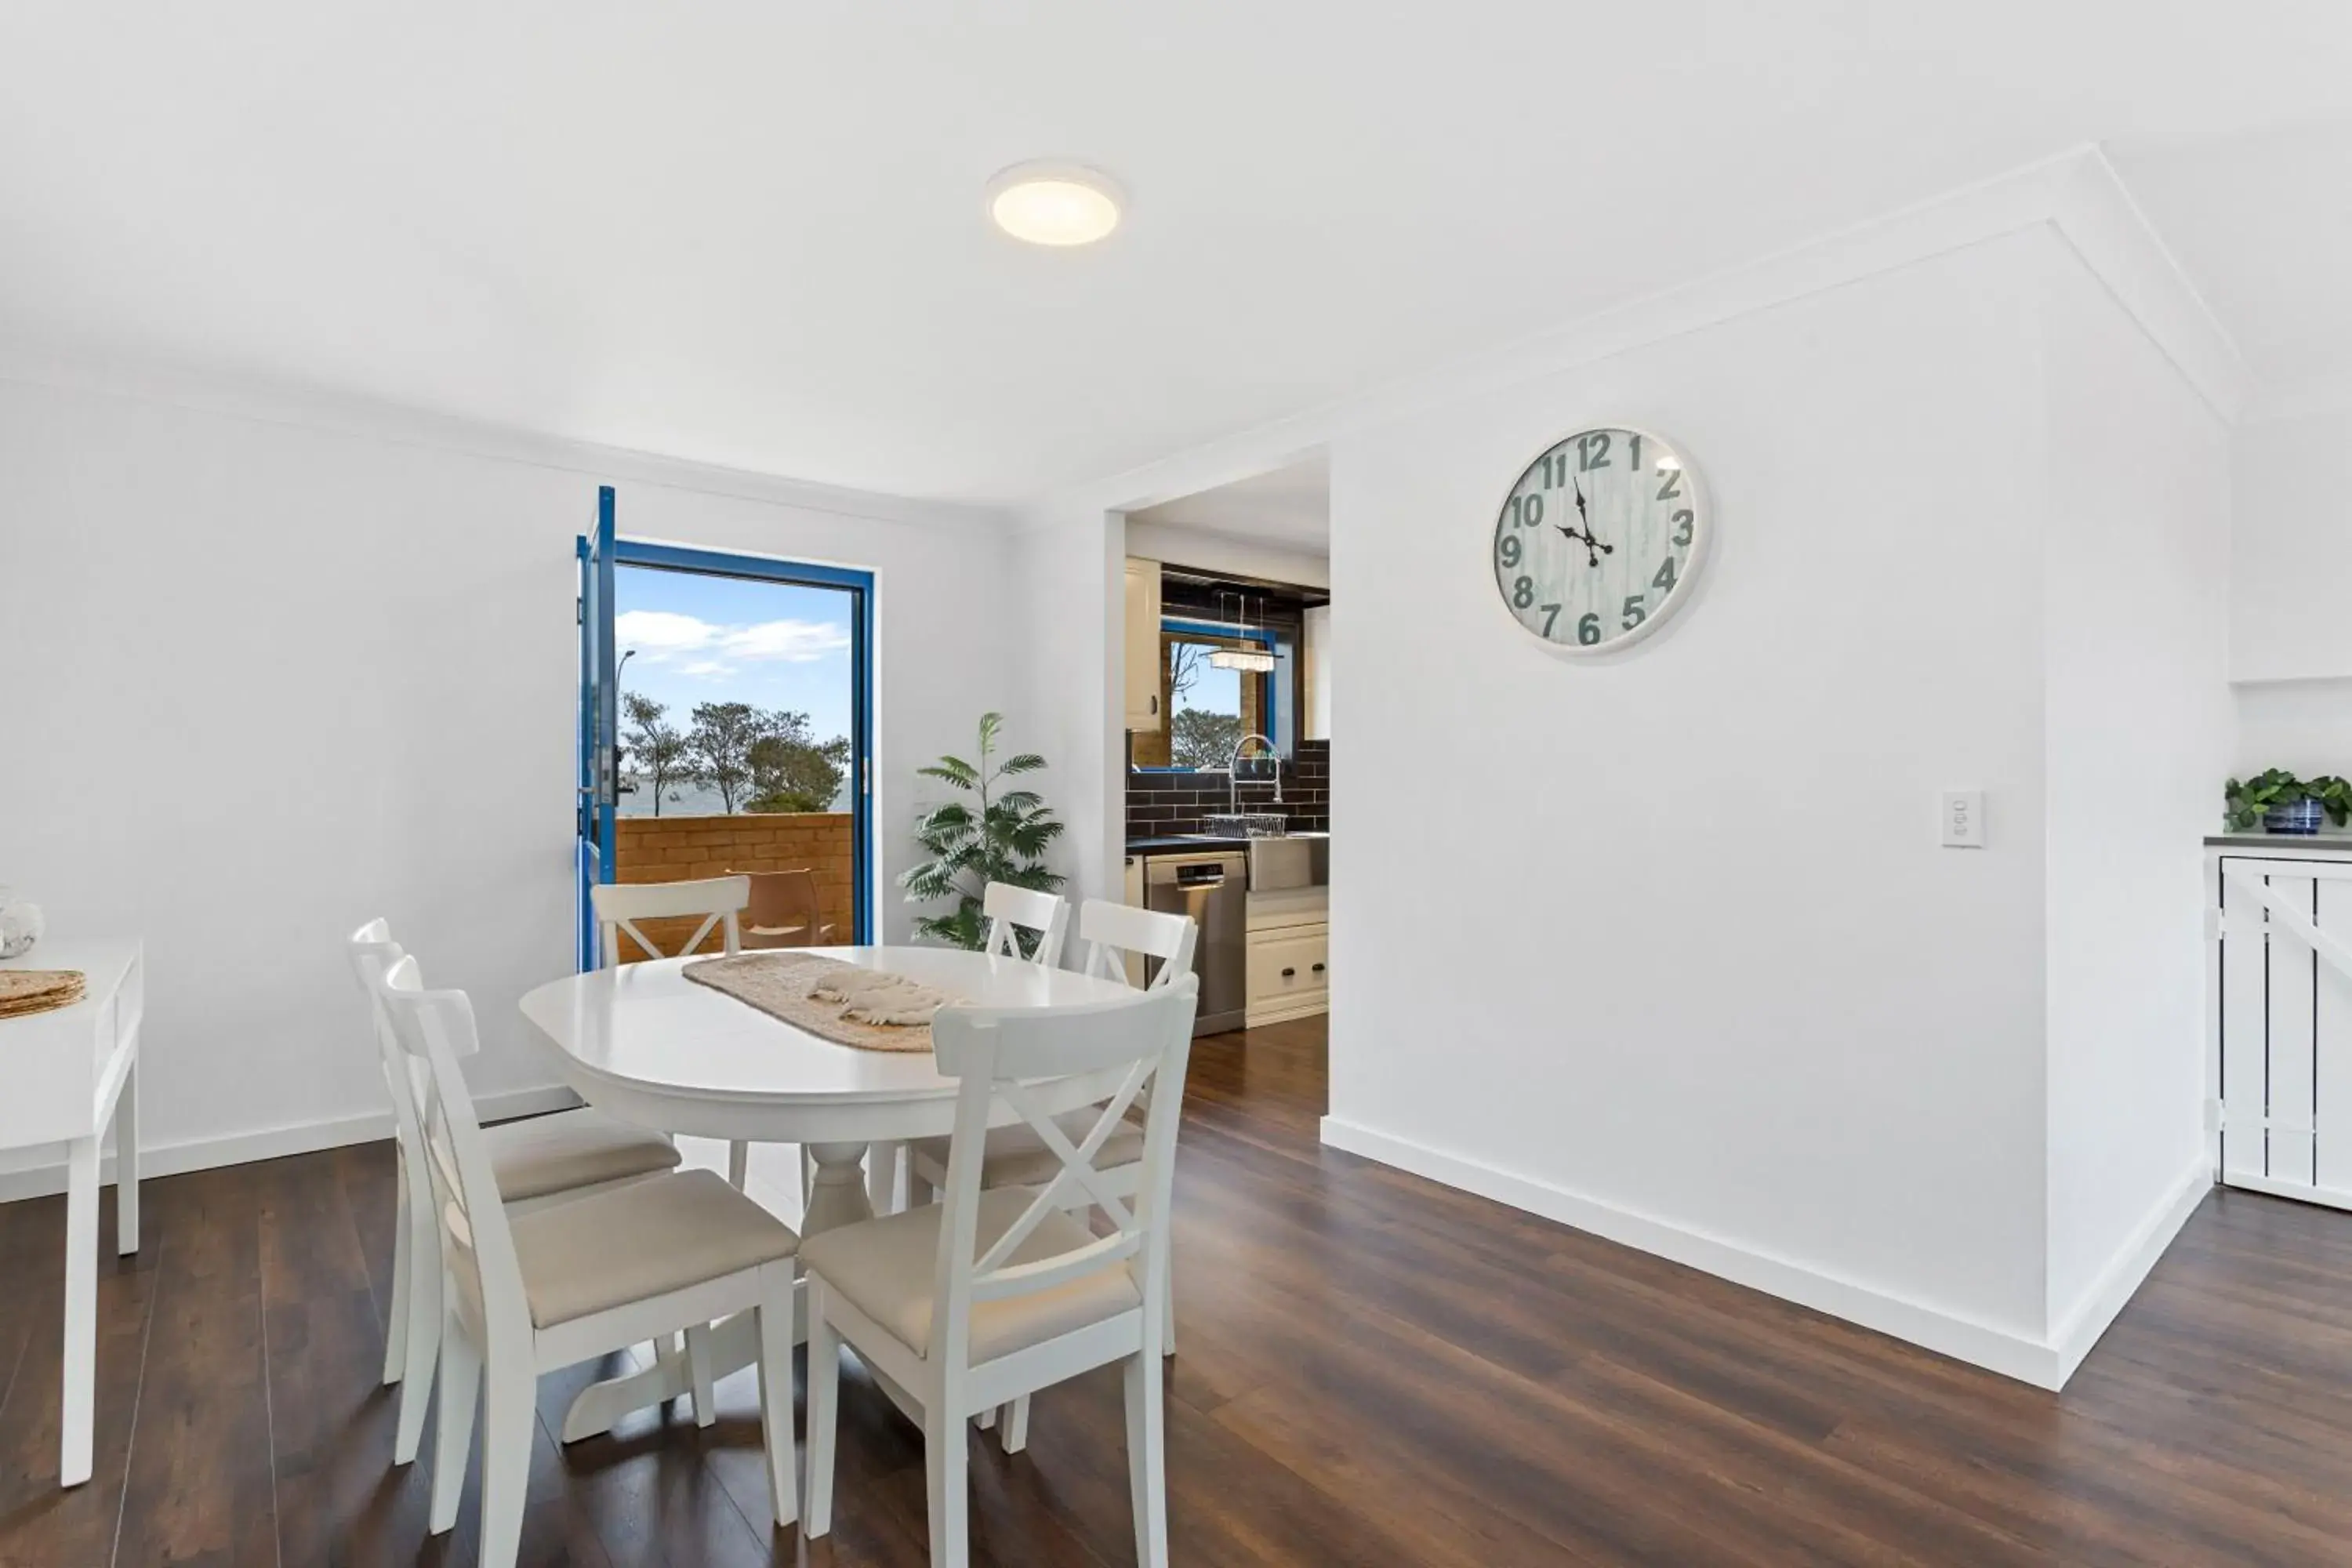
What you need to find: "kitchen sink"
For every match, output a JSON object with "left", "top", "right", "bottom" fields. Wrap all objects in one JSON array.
[{"left": 1247, "top": 834, "right": 1329, "bottom": 891}]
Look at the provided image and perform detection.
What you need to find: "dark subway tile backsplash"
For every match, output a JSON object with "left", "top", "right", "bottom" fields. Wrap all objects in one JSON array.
[{"left": 1127, "top": 739, "right": 1330, "bottom": 839}]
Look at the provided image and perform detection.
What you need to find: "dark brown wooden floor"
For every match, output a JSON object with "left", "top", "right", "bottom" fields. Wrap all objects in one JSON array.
[{"left": 6, "top": 1018, "right": 2352, "bottom": 1565}]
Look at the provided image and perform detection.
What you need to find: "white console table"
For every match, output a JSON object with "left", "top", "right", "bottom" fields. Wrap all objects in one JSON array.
[{"left": 0, "top": 941, "right": 142, "bottom": 1488}]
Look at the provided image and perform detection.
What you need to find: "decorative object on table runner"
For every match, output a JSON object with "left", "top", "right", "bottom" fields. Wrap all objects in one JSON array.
[
  {"left": 0, "top": 891, "right": 42, "bottom": 959},
  {"left": 901, "top": 712, "right": 1065, "bottom": 954},
  {"left": 682, "top": 952, "right": 960, "bottom": 1052},
  {"left": 0, "top": 968, "right": 85, "bottom": 1020}
]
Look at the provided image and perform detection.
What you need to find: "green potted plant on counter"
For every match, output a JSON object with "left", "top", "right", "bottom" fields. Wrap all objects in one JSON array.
[
  {"left": 902, "top": 713, "right": 1065, "bottom": 950},
  {"left": 2224, "top": 770, "right": 2352, "bottom": 836}
]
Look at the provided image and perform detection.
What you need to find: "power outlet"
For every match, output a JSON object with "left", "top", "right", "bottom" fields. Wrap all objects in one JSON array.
[{"left": 1941, "top": 789, "right": 1986, "bottom": 848}]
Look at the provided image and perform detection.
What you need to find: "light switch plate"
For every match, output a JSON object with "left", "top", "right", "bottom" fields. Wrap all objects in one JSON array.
[{"left": 1941, "top": 789, "right": 1986, "bottom": 848}]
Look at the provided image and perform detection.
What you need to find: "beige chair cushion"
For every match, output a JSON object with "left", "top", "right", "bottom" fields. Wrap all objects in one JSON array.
[
  {"left": 508, "top": 1170, "right": 800, "bottom": 1329},
  {"left": 484, "top": 1107, "right": 681, "bottom": 1203},
  {"left": 907, "top": 1108, "right": 1146, "bottom": 1190},
  {"left": 800, "top": 1187, "right": 1142, "bottom": 1363}
]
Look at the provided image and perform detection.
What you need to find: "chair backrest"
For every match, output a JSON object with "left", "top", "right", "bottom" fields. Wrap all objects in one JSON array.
[
  {"left": 367, "top": 954, "right": 528, "bottom": 1340},
  {"left": 591, "top": 876, "right": 749, "bottom": 968},
  {"left": 346, "top": 917, "right": 428, "bottom": 1146},
  {"left": 981, "top": 881, "right": 1069, "bottom": 967},
  {"left": 924, "top": 975, "right": 1200, "bottom": 1370},
  {"left": 1076, "top": 900, "right": 1196, "bottom": 991},
  {"left": 738, "top": 868, "right": 825, "bottom": 944}
]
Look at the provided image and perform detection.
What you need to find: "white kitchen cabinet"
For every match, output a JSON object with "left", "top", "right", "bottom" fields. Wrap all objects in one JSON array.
[
  {"left": 1302, "top": 603, "right": 1330, "bottom": 742},
  {"left": 1246, "top": 887, "right": 1327, "bottom": 1025},
  {"left": 2214, "top": 843, "right": 2352, "bottom": 1208},
  {"left": 1124, "top": 557, "right": 1163, "bottom": 732}
]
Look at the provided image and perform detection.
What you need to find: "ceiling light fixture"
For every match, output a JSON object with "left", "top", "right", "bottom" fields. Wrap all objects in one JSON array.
[
  {"left": 986, "top": 162, "right": 1123, "bottom": 247},
  {"left": 1209, "top": 592, "right": 1277, "bottom": 672}
]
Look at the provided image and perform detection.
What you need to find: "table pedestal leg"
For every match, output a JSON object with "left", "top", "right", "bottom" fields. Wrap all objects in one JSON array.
[
  {"left": 804, "top": 1141, "right": 878, "bottom": 1234},
  {"left": 558, "top": 1140, "right": 884, "bottom": 1444}
]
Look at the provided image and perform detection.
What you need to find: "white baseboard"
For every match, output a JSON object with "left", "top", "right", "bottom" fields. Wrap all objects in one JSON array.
[
  {"left": 1320, "top": 1117, "right": 2209, "bottom": 1391},
  {"left": 0, "top": 1086, "right": 583, "bottom": 1204},
  {"left": 2047, "top": 1158, "right": 2212, "bottom": 1385}
]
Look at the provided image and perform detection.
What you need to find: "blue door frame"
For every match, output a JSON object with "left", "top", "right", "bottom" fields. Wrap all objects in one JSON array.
[
  {"left": 576, "top": 517, "right": 878, "bottom": 956},
  {"left": 575, "top": 489, "right": 616, "bottom": 971}
]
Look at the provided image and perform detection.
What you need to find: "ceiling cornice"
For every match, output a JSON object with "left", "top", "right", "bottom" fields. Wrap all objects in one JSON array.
[
  {"left": 0, "top": 339, "right": 1014, "bottom": 535},
  {"left": 1034, "top": 144, "right": 2252, "bottom": 523}
]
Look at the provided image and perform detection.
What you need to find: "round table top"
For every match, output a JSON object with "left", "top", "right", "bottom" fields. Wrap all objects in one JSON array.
[{"left": 518, "top": 946, "right": 1139, "bottom": 1133}]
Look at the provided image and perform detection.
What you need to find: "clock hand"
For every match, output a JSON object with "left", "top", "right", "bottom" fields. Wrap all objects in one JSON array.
[{"left": 1554, "top": 520, "right": 1613, "bottom": 569}]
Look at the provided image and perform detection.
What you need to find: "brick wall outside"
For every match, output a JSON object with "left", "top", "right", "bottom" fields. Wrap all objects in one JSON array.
[{"left": 612, "top": 811, "right": 855, "bottom": 961}]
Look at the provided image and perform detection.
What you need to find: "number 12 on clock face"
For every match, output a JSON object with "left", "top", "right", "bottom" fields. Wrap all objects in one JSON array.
[{"left": 1491, "top": 426, "right": 1705, "bottom": 655}]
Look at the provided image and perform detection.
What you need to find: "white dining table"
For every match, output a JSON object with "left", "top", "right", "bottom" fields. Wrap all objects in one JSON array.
[{"left": 518, "top": 943, "right": 1138, "bottom": 1441}]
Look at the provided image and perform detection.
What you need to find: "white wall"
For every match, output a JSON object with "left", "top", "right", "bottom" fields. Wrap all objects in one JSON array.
[
  {"left": 1011, "top": 506, "right": 1124, "bottom": 909},
  {"left": 1327, "top": 232, "right": 2060, "bottom": 1347},
  {"left": 2235, "top": 678, "right": 2352, "bottom": 777},
  {"left": 2038, "top": 250, "right": 2233, "bottom": 1348},
  {"left": 2231, "top": 407, "right": 2352, "bottom": 683},
  {"left": 0, "top": 376, "right": 1015, "bottom": 1188}
]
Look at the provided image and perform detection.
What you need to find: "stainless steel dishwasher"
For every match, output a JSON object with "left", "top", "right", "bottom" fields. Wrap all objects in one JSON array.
[{"left": 1143, "top": 849, "right": 1247, "bottom": 1035}]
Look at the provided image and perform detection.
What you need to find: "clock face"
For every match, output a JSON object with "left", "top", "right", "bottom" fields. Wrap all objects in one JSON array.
[{"left": 1491, "top": 426, "right": 1706, "bottom": 653}]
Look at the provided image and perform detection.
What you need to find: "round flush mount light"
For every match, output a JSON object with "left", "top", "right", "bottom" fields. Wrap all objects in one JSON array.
[{"left": 986, "top": 162, "right": 1123, "bottom": 247}]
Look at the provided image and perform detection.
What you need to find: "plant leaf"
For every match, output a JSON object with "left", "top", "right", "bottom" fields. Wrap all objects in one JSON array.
[{"left": 918, "top": 757, "right": 978, "bottom": 789}]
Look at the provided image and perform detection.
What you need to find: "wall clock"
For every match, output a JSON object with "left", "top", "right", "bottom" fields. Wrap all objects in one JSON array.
[{"left": 1490, "top": 426, "right": 1708, "bottom": 655}]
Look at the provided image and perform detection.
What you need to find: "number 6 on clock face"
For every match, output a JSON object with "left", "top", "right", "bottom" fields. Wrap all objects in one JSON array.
[{"left": 1490, "top": 426, "right": 1708, "bottom": 655}]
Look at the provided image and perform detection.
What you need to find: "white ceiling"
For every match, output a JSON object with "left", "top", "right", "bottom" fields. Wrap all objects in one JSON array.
[
  {"left": 2, "top": 4, "right": 2348, "bottom": 504},
  {"left": 1129, "top": 457, "right": 1329, "bottom": 552}
]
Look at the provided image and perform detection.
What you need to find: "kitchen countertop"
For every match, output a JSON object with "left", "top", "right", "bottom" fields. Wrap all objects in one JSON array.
[
  {"left": 1126, "top": 835, "right": 1254, "bottom": 855},
  {"left": 2206, "top": 833, "right": 2352, "bottom": 850}
]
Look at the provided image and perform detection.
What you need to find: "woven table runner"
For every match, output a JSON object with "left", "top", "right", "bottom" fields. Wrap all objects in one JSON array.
[{"left": 681, "top": 952, "right": 959, "bottom": 1053}]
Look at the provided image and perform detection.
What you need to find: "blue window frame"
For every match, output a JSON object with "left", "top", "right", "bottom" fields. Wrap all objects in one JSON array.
[
  {"left": 1147, "top": 616, "right": 1280, "bottom": 772},
  {"left": 605, "top": 538, "right": 878, "bottom": 946}
]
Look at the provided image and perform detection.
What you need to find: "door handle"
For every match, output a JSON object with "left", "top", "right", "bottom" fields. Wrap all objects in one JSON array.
[{"left": 1149, "top": 694, "right": 1159, "bottom": 715}]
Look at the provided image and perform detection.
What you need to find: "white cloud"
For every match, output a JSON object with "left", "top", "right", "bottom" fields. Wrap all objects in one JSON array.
[
  {"left": 719, "top": 619, "right": 851, "bottom": 663},
  {"left": 614, "top": 609, "right": 717, "bottom": 654},
  {"left": 617, "top": 611, "right": 848, "bottom": 681}
]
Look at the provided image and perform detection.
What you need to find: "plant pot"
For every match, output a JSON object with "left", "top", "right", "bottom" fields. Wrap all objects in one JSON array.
[{"left": 2265, "top": 797, "right": 2327, "bottom": 836}]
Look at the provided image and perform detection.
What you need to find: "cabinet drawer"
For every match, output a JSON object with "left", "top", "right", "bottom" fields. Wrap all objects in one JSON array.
[{"left": 1247, "top": 926, "right": 1328, "bottom": 1005}]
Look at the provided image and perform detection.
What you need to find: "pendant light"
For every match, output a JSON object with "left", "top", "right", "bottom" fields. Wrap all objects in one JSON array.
[{"left": 1210, "top": 591, "right": 1276, "bottom": 673}]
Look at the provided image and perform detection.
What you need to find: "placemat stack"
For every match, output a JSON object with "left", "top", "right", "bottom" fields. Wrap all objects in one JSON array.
[{"left": 0, "top": 969, "right": 86, "bottom": 1021}]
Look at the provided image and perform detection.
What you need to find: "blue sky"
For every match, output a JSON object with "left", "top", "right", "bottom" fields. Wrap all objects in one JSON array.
[{"left": 614, "top": 564, "right": 855, "bottom": 744}]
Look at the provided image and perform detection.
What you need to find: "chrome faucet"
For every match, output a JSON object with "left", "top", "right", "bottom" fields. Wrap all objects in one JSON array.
[{"left": 1227, "top": 732, "right": 1283, "bottom": 815}]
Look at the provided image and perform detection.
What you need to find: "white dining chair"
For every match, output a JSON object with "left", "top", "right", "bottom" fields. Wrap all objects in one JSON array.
[
  {"left": 907, "top": 900, "right": 1195, "bottom": 1431},
  {"left": 591, "top": 875, "right": 749, "bottom": 967},
  {"left": 801, "top": 975, "right": 1199, "bottom": 1568},
  {"left": 981, "top": 881, "right": 1069, "bottom": 967},
  {"left": 368, "top": 955, "right": 802, "bottom": 1568},
  {"left": 590, "top": 877, "right": 757, "bottom": 1187},
  {"left": 346, "top": 920, "right": 684, "bottom": 1467}
]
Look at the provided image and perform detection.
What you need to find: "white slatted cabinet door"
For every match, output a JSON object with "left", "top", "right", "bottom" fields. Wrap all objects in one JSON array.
[
  {"left": 2315, "top": 874, "right": 2352, "bottom": 1196},
  {"left": 2266, "top": 869, "right": 2320, "bottom": 1188},
  {"left": 2219, "top": 860, "right": 2274, "bottom": 1183}
]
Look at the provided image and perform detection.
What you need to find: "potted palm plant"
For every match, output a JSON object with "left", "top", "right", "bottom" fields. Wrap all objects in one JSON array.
[{"left": 902, "top": 713, "right": 1065, "bottom": 950}]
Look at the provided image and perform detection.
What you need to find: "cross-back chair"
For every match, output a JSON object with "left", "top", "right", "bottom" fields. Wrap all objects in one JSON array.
[
  {"left": 980, "top": 881, "right": 1069, "bottom": 967},
  {"left": 345, "top": 920, "right": 681, "bottom": 1467},
  {"left": 368, "top": 955, "right": 801, "bottom": 1568},
  {"left": 801, "top": 975, "right": 1200, "bottom": 1568},
  {"left": 590, "top": 877, "right": 758, "bottom": 1185},
  {"left": 906, "top": 899, "right": 1196, "bottom": 1398}
]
